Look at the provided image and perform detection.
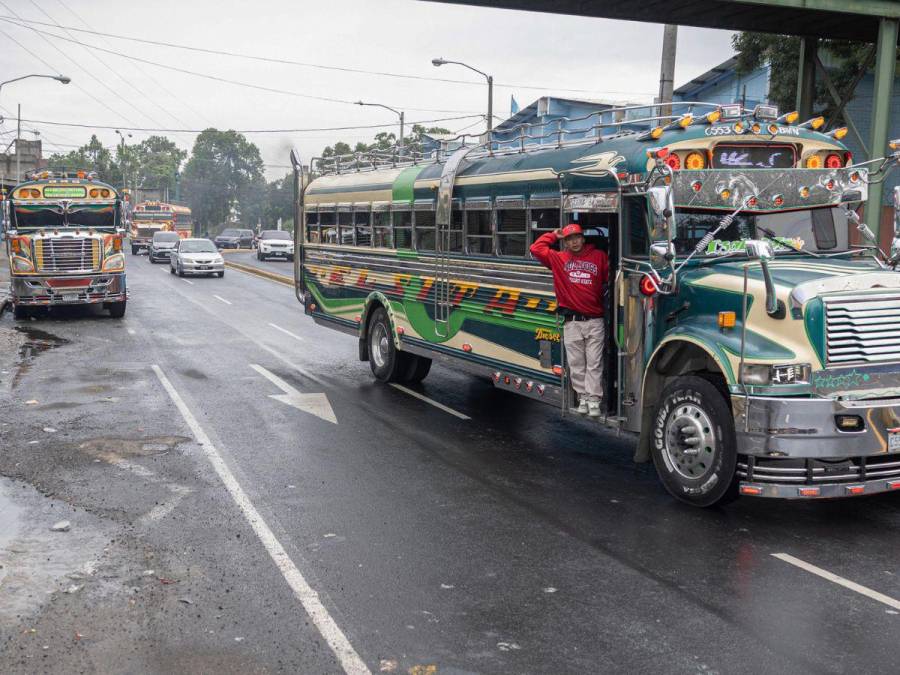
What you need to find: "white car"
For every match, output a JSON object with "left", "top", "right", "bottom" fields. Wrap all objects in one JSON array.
[
  {"left": 169, "top": 238, "right": 225, "bottom": 277},
  {"left": 257, "top": 230, "right": 294, "bottom": 260}
]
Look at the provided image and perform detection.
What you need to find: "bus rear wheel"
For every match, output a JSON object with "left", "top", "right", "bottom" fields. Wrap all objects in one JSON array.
[
  {"left": 367, "top": 307, "right": 401, "bottom": 382},
  {"left": 650, "top": 375, "right": 738, "bottom": 507},
  {"left": 13, "top": 304, "right": 31, "bottom": 320},
  {"left": 107, "top": 301, "right": 126, "bottom": 318},
  {"left": 399, "top": 353, "right": 432, "bottom": 384}
]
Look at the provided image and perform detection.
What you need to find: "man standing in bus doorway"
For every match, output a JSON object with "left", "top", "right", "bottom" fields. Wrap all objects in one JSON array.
[{"left": 530, "top": 223, "right": 609, "bottom": 417}]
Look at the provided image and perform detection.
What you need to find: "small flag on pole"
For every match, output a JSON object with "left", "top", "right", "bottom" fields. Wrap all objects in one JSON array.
[{"left": 510, "top": 96, "right": 519, "bottom": 115}]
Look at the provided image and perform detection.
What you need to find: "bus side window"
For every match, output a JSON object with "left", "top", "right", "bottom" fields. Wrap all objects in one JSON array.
[
  {"left": 497, "top": 209, "right": 527, "bottom": 257},
  {"left": 529, "top": 206, "right": 560, "bottom": 258},
  {"left": 447, "top": 207, "right": 463, "bottom": 252},
  {"left": 465, "top": 202, "right": 493, "bottom": 255},
  {"left": 337, "top": 207, "right": 353, "bottom": 245},
  {"left": 354, "top": 207, "right": 371, "bottom": 246},
  {"left": 320, "top": 207, "right": 337, "bottom": 244},
  {"left": 373, "top": 209, "right": 392, "bottom": 248},
  {"left": 623, "top": 196, "right": 649, "bottom": 256},
  {"left": 393, "top": 208, "right": 412, "bottom": 249},
  {"left": 305, "top": 209, "right": 319, "bottom": 243},
  {"left": 415, "top": 209, "right": 436, "bottom": 251}
]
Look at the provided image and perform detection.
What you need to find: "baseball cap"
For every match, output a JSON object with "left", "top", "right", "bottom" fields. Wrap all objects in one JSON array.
[{"left": 560, "top": 223, "right": 583, "bottom": 238}]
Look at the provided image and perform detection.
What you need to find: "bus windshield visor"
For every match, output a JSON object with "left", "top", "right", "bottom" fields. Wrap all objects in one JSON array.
[
  {"left": 674, "top": 207, "right": 849, "bottom": 256},
  {"left": 12, "top": 203, "right": 115, "bottom": 229}
]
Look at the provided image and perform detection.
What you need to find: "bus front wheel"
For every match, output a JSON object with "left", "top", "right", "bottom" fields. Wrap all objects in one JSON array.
[
  {"left": 400, "top": 353, "right": 432, "bottom": 384},
  {"left": 649, "top": 375, "right": 738, "bottom": 507},
  {"left": 367, "top": 307, "right": 401, "bottom": 382}
]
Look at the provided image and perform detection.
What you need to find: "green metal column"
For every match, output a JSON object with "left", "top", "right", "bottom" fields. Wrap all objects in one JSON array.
[
  {"left": 865, "top": 18, "right": 899, "bottom": 242},
  {"left": 795, "top": 37, "right": 817, "bottom": 120}
]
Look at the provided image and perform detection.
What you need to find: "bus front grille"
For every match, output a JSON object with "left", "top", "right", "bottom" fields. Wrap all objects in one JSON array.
[
  {"left": 34, "top": 238, "right": 101, "bottom": 273},
  {"left": 824, "top": 294, "right": 900, "bottom": 365}
]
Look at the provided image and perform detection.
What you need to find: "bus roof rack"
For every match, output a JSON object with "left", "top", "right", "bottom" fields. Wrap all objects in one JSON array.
[
  {"left": 25, "top": 169, "right": 99, "bottom": 181},
  {"left": 311, "top": 100, "right": 744, "bottom": 177}
]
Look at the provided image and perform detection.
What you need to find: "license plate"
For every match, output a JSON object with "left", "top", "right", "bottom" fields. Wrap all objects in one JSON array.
[
  {"left": 61, "top": 293, "right": 79, "bottom": 302},
  {"left": 199, "top": 266, "right": 210, "bottom": 270},
  {"left": 890, "top": 431, "right": 900, "bottom": 452}
]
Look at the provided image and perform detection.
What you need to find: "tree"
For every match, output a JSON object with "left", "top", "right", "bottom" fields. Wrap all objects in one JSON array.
[
  {"left": 47, "top": 135, "right": 121, "bottom": 184},
  {"left": 181, "top": 129, "right": 266, "bottom": 230},
  {"left": 263, "top": 172, "right": 294, "bottom": 230},
  {"left": 118, "top": 136, "right": 187, "bottom": 195},
  {"left": 732, "top": 33, "right": 881, "bottom": 118}
]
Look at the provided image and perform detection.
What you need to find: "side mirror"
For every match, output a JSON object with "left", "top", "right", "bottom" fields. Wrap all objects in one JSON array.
[
  {"left": 893, "top": 185, "right": 900, "bottom": 237},
  {"left": 745, "top": 240, "right": 782, "bottom": 317},
  {"left": 647, "top": 185, "right": 675, "bottom": 241},
  {"left": 649, "top": 241, "right": 675, "bottom": 270}
]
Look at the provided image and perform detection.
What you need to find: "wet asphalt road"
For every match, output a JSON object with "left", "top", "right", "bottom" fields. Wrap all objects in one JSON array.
[{"left": 1, "top": 251, "right": 899, "bottom": 674}]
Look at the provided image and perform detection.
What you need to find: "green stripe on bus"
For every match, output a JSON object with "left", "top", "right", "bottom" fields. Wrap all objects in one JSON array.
[{"left": 392, "top": 165, "right": 425, "bottom": 203}]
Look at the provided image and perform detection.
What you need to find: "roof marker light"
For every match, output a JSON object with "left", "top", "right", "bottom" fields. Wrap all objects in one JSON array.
[
  {"left": 678, "top": 114, "right": 693, "bottom": 128},
  {"left": 777, "top": 111, "right": 800, "bottom": 124},
  {"left": 801, "top": 116, "right": 825, "bottom": 130},
  {"left": 767, "top": 123, "right": 779, "bottom": 136},
  {"left": 830, "top": 127, "right": 848, "bottom": 140},
  {"left": 750, "top": 122, "right": 762, "bottom": 134},
  {"left": 704, "top": 110, "right": 721, "bottom": 124},
  {"left": 733, "top": 121, "right": 746, "bottom": 134}
]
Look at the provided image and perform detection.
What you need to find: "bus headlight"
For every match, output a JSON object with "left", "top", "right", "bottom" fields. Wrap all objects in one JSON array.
[
  {"left": 102, "top": 253, "right": 125, "bottom": 272},
  {"left": 741, "top": 363, "right": 810, "bottom": 385},
  {"left": 11, "top": 256, "right": 34, "bottom": 272}
]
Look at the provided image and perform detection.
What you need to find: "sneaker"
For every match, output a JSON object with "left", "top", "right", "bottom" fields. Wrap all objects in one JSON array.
[
  {"left": 576, "top": 398, "right": 589, "bottom": 415},
  {"left": 588, "top": 400, "right": 601, "bottom": 417}
]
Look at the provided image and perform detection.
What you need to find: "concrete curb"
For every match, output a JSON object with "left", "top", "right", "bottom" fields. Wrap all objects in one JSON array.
[{"left": 224, "top": 260, "right": 294, "bottom": 287}]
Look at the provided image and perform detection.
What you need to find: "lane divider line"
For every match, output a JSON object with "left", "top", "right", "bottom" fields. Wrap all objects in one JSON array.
[
  {"left": 181, "top": 279, "right": 194, "bottom": 285},
  {"left": 772, "top": 552, "right": 900, "bottom": 611},
  {"left": 389, "top": 383, "right": 470, "bottom": 420},
  {"left": 151, "top": 365, "right": 370, "bottom": 674},
  {"left": 225, "top": 259, "right": 294, "bottom": 286},
  {"left": 269, "top": 322, "right": 305, "bottom": 342},
  {"left": 213, "top": 295, "right": 232, "bottom": 306}
]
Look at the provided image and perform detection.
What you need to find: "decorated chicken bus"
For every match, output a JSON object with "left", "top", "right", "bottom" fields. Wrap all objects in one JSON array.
[
  {"left": 289, "top": 102, "right": 900, "bottom": 507},
  {"left": 4, "top": 170, "right": 127, "bottom": 319},
  {"left": 130, "top": 201, "right": 193, "bottom": 254}
]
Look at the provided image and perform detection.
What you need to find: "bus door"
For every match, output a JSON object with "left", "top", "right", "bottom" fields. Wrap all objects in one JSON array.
[
  {"left": 563, "top": 192, "right": 620, "bottom": 416},
  {"left": 618, "top": 194, "right": 657, "bottom": 432}
]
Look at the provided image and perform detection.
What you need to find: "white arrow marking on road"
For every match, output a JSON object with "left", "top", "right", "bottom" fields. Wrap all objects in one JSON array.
[{"left": 250, "top": 364, "right": 337, "bottom": 424}]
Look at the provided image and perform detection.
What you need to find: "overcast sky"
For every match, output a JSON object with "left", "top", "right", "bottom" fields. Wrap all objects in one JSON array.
[{"left": 0, "top": 0, "right": 736, "bottom": 178}]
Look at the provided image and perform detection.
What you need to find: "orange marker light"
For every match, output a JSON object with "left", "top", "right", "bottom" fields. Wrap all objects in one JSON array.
[
  {"left": 805, "top": 155, "right": 822, "bottom": 169},
  {"left": 798, "top": 186, "right": 810, "bottom": 199},
  {"left": 718, "top": 311, "right": 736, "bottom": 329},
  {"left": 740, "top": 485, "right": 762, "bottom": 496},
  {"left": 798, "top": 487, "right": 820, "bottom": 497},
  {"left": 685, "top": 152, "right": 706, "bottom": 170},
  {"left": 552, "top": 365, "right": 563, "bottom": 376},
  {"left": 462, "top": 343, "right": 473, "bottom": 353},
  {"left": 846, "top": 485, "right": 865, "bottom": 495},
  {"left": 112, "top": 237, "right": 122, "bottom": 252}
]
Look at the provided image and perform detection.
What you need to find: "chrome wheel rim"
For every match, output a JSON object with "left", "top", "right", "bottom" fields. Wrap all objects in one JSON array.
[
  {"left": 663, "top": 402, "right": 716, "bottom": 480},
  {"left": 370, "top": 322, "right": 389, "bottom": 369}
]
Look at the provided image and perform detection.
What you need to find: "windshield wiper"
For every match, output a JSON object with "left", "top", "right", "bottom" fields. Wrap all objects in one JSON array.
[{"left": 755, "top": 225, "right": 822, "bottom": 258}]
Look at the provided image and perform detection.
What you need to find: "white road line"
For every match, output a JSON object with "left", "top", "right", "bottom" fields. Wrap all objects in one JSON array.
[
  {"left": 772, "top": 553, "right": 900, "bottom": 611},
  {"left": 181, "top": 279, "right": 194, "bottom": 285},
  {"left": 389, "top": 383, "right": 470, "bottom": 420},
  {"left": 269, "top": 322, "right": 305, "bottom": 342},
  {"left": 213, "top": 294, "right": 232, "bottom": 305},
  {"left": 127, "top": 328, "right": 136, "bottom": 335},
  {"left": 151, "top": 365, "right": 369, "bottom": 674}
]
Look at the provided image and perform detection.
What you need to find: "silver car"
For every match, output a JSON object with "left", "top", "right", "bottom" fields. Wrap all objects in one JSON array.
[{"left": 169, "top": 238, "right": 225, "bottom": 277}]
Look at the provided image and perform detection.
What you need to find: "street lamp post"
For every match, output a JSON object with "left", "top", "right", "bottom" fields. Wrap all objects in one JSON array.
[
  {"left": 431, "top": 58, "right": 493, "bottom": 136},
  {"left": 355, "top": 101, "right": 404, "bottom": 156},
  {"left": 115, "top": 129, "right": 132, "bottom": 192},
  {"left": 0, "top": 74, "right": 70, "bottom": 182}
]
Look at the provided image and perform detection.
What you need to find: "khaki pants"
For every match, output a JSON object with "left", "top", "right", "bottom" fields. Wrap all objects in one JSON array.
[{"left": 563, "top": 318, "right": 605, "bottom": 402}]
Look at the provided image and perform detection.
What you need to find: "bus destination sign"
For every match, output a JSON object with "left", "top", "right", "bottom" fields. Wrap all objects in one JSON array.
[
  {"left": 42, "top": 186, "right": 88, "bottom": 198},
  {"left": 711, "top": 144, "right": 796, "bottom": 170}
]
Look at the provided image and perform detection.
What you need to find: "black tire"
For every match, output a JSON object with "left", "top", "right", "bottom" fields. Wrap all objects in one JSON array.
[
  {"left": 217, "top": 271, "right": 224, "bottom": 278},
  {"left": 257, "top": 251, "right": 262, "bottom": 260},
  {"left": 107, "top": 301, "right": 126, "bottom": 318},
  {"left": 131, "top": 246, "right": 138, "bottom": 255},
  {"left": 13, "top": 304, "right": 31, "bottom": 320},
  {"left": 650, "top": 375, "right": 738, "bottom": 507},
  {"left": 288, "top": 254, "right": 294, "bottom": 262},
  {"left": 366, "top": 307, "right": 402, "bottom": 382},
  {"left": 169, "top": 264, "right": 175, "bottom": 275},
  {"left": 399, "top": 353, "right": 432, "bottom": 383},
  {"left": 178, "top": 265, "right": 185, "bottom": 277}
]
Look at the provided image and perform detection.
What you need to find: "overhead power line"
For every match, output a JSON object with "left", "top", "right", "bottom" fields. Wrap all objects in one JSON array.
[
  {"left": 0, "top": 18, "right": 486, "bottom": 114},
  {"left": 14, "top": 114, "right": 482, "bottom": 134},
  {"left": 0, "top": 14, "right": 656, "bottom": 97}
]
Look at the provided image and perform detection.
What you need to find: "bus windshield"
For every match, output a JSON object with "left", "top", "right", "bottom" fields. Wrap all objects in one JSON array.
[
  {"left": 12, "top": 203, "right": 116, "bottom": 230},
  {"left": 674, "top": 207, "right": 850, "bottom": 257}
]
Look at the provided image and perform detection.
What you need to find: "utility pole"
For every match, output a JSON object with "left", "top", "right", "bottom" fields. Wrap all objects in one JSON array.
[
  {"left": 16, "top": 104, "right": 21, "bottom": 182},
  {"left": 657, "top": 24, "right": 678, "bottom": 119}
]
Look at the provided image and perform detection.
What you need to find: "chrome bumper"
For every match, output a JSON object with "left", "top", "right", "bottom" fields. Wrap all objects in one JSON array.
[
  {"left": 734, "top": 394, "right": 900, "bottom": 458},
  {"left": 12, "top": 273, "right": 126, "bottom": 305},
  {"left": 180, "top": 262, "right": 224, "bottom": 275}
]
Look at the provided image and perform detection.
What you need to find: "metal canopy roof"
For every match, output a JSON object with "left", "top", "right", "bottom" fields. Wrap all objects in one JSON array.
[{"left": 427, "top": 0, "right": 900, "bottom": 42}]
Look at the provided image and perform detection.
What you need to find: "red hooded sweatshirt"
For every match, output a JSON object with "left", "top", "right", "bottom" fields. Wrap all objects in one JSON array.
[{"left": 530, "top": 231, "right": 608, "bottom": 316}]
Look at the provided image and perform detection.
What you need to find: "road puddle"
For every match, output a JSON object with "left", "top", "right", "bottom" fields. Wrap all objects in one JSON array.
[{"left": 9, "top": 326, "right": 69, "bottom": 389}]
